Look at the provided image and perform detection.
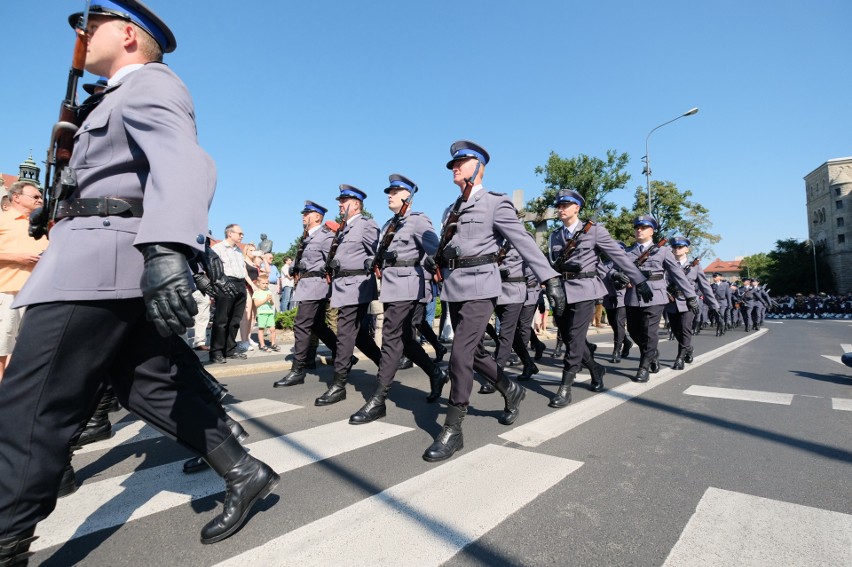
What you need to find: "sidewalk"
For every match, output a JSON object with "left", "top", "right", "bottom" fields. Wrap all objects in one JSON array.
[{"left": 195, "top": 324, "right": 614, "bottom": 379}]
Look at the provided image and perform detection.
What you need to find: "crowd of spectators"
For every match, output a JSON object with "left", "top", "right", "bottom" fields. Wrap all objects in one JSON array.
[{"left": 766, "top": 293, "right": 852, "bottom": 319}]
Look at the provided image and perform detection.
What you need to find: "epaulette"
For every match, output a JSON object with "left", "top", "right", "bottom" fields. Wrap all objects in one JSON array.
[
  {"left": 488, "top": 191, "right": 507, "bottom": 197},
  {"left": 409, "top": 211, "right": 423, "bottom": 216}
]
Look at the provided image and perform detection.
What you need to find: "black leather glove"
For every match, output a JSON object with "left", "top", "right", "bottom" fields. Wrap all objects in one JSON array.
[
  {"left": 199, "top": 243, "right": 225, "bottom": 282},
  {"left": 327, "top": 258, "right": 340, "bottom": 277},
  {"left": 192, "top": 272, "right": 213, "bottom": 296},
  {"left": 636, "top": 281, "right": 654, "bottom": 303},
  {"left": 611, "top": 271, "right": 631, "bottom": 288},
  {"left": 140, "top": 243, "right": 198, "bottom": 337},
  {"left": 709, "top": 308, "right": 720, "bottom": 320},
  {"left": 364, "top": 257, "right": 374, "bottom": 271},
  {"left": 423, "top": 255, "right": 437, "bottom": 274},
  {"left": 686, "top": 296, "right": 700, "bottom": 315},
  {"left": 543, "top": 277, "right": 567, "bottom": 318},
  {"left": 28, "top": 206, "right": 48, "bottom": 240}
]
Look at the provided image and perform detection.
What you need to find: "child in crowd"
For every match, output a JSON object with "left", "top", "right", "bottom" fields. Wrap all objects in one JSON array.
[{"left": 253, "top": 275, "right": 280, "bottom": 352}]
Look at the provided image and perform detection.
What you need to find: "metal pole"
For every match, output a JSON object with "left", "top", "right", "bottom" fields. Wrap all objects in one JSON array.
[{"left": 643, "top": 108, "right": 699, "bottom": 216}]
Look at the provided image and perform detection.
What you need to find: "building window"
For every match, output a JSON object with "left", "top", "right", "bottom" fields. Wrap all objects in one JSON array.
[
  {"left": 837, "top": 200, "right": 844, "bottom": 210},
  {"left": 839, "top": 217, "right": 845, "bottom": 227},
  {"left": 839, "top": 234, "right": 846, "bottom": 244},
  {"left": 837, "top": 187, "right": 842, "bottom": 196}
]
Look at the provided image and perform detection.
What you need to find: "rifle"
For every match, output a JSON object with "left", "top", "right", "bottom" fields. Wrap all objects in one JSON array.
[
  {"left": 553, "top": 219, "right": 595, "bottom": 271},
  {"left": 323, "top": 204, "right": 351, "bottom": 283},
  {"left": 667, "top": 257, "right": 700, "bottom": 302},
  {"left": 30, "top": 1, "right": 91, "bottom": 240},
  {"left": 433, "top": 165, "right": 479, "bottom": 282},
  {"left": 634, "top": 237, "right": 667, "bottom": 268},
  {"left": 291, "top": 228, "right": 309, "bottom": 287},
  {"left": 371, "top": 189, "right": 415, "bottom": 279}
]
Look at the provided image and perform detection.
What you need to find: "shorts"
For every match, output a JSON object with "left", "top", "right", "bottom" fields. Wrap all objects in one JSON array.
[
  {"left": 0, "top": 293, "right": 24, "bottom": 356},
  {"left": 257, "top": 312, "right": 275, "bottom": 329}
]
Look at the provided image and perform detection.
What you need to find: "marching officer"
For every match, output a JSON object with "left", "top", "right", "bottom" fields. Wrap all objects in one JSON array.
[
  {"left": 0, "top": 2, "right": 278, "bottom": 560},
  {"left": 664, "top": 236, "right": 719, "bottom": 369},
  {"left": 349, "top": 175, "right": 448, "bottom": 424},
  {"left": 711, "top": 272, "right": 732, "bottom": 334},
  {"left": 740, "top": 278, "right": 759, "bottom": 331},
  {"left": 619, "top": 216, "right": 698, "bottom": 382},
  {"left": 273, "top": 201, "right": 339, "bottom": 388},
  {"left": 421, "top": 140, "right": 567, "bottom": 462},
  {"left": 600, "top": 249, "right": 633, "bottom": 363},
  {"left": 547, "top": 190, "right": 652, "bottom": 407},
  {"left": 317, "top": 186, "right": 383, "bottom": 406},
  {"left": 512, "top": 264, "right": 545, "bottom": 382}
]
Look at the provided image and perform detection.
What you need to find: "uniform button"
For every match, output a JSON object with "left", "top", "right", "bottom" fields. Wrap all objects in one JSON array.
[
  {"left": 103, "top": 220, "right": 111, "bottom": 227},
  {"left": 197, "top": 234, "right": 205, "bottom": 244}
]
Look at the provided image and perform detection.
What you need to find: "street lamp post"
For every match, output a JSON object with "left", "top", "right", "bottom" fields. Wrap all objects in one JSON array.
[
  {"left": 642, "top": 107, "right": 699, "bottom": 215},
  {"left": 806, "top": 239, "right": 819, "bottom": 294}
]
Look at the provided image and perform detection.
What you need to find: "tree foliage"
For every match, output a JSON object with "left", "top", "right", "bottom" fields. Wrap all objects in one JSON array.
[
  {"left": 738, "top": 252, "right": 775, "bottom": 282},
  {"left": 608, "top": 180, "right": 721, "bottom": 258},
  {"left": 526, "top": 150, "right": 631, "bottom": 220},
  {"left": 760, "top": 238, "right": 834, "bottom": 295}
]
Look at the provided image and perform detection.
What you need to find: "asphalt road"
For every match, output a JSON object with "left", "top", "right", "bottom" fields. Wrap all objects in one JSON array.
[{"left": 32, "top": 319, "right": 852, "bottom": 566}]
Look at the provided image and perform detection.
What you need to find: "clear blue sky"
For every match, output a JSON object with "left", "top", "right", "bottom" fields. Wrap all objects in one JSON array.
[{"left": 2, "top": 0, "right": 850, "bottom": 260}]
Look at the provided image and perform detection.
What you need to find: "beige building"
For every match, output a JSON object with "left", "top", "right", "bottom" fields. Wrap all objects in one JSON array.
[{"left": 805, "top": 157, "right": 852, "bottom": 293}]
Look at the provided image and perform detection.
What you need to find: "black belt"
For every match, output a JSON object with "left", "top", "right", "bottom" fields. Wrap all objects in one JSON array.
[
  {"left": 55, "top": 197, "right": 144, "bottom": 220},
  {"left": 561, "top": 271, "right": 596, "bottom": 280},
  {"left": 384, "top": 258, "right": 420, "bottom": 268},
  {"left": 641, "top": 270, "right": 664, "bottom": 281},
  {"left": 300, "top": 271, "right": 325, "bottom": 279},
  {"left": 336, "top": 269, "right": 370, "bottom": 278},
  {"left": 502, "top": 276, "right": 526, "bottom": 283},
  {"left": 441, "top": 253, "right": 497, "bottom": 270}
]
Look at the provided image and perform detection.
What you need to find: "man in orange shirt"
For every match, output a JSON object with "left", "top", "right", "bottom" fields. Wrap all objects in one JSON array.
[{"left": 0, "top": 181, "right": 48, "bottom": 382}]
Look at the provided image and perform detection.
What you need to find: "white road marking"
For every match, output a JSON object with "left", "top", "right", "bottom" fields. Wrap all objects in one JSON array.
[
  {"left": 500, "top": 329, "right": 769, "bottom": 447},
  {"left": 832, "top": 398, "right": 852, "bottom": 412},
  {"left": 33, "top": 420, "right": 412, "bottom": 551},
  {"left": 683, "top": 385, "right": 794, "bottom": 405},
  {"left": 765, "top": 321, "right": 784, "bottom": 324},
  {"left": 663, "top": 487, "right": 852, "bottom": 566},
  {"left": 215, "top": 445, "right": 582, "bottom": 567},
  {"left": 822, "top": 355, "right": 845, "bottom": 366},
  {"left": 841, "top": 343, "right": 852, "bottom": 353},
  {"left": 76, "top": 399, "right": 300, "bottom": 454}
]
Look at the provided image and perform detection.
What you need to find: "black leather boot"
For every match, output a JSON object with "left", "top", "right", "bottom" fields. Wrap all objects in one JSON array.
[
  {"left": 634, "top": 357, "right": 650, "bottom": 383},
  {"left": 200, "top": 436, "right": 280, "bottom": 544},
  {"left": 57, "top": 461, "right": 77, "bottom": 498},
  {"left": 518, "top": 361, "right": 539, "bottom": 381},
  {"left": 649, "top": 349, "right": 660, "bottom": 373},
  {"left": 552, "top": 337, "right": 564, "bottom": 358},
  {"left": 103, "top": 385, "right": 121, "bottom": 413},
  {"left": 586, "top": 360, "right": 606, "bottom": 392},
  {"left": 426, "top": 365, "right": 448, "bottom": 403},
  {"left": 197, "top": 368, "right": 229, "bottom": 402},
  {"left": 683, "top": 346, "right": 695, "bottom": 364},
  {"left": 586, "top": 340, "right": 597, "bottom": 357},
  {"left": 184, "top": 412, "right": 249, "bottom": 474},
  {"left": 398, "top": 355, "right": 414, "bottom": 370},
  {"left": 621, "top": 337, "right": 633, "bottom": 358},
  {"left": 478, "top": 377, "right": 496, "bottom": 394},
  {"left": 315, "top": 373, "right": 347, "bottom": 406},
  {"left": 549, "top": 370, "right": 575, "bottom": 408},
  {"left": 533, "top": 340, "right": 546, "bottom": 361},
  {"left": 433, "top": 343, "right": 448, "bottom": 363},
  {"left": 494, "top": 371, "right": 525, "bottom": 425},
  {"left": 75, "top": 392, "right": 113, "bottom": 448},
  {"left": 422, "top": 404, "right": 466, "bottom": 462},
  {"left": 274, "top": 361, "right": 306, "bottom": 387},
  {"left": 0, "top": 527, "right": 37, "bottom": 567},
  {"left": 610, "top": 342, "right": 622, "bottom": 363},
  {"left": 672, "top": 347, "right": 685, "bottom": 370},
  {"left": 349, "top": 383, "right": 391, "bottom": 424}
]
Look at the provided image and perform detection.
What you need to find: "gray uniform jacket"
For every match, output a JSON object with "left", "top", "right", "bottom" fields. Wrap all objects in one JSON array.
[
  {"left": 548, "top": 222, "right": 647, "bottom": 304},
  {"left": 624, "top": 243, "right": 696, "bottom": 307},
  {"left": 330, "top": 215, "right": 379, "bottom": 308},
  {"left": 497, "top": 243, "right": 526, "bottom": 305},
  {"left": 16, "top": 63, "right": 215, "bottom": 307},
  {"left": 439, "top": 189, "right": 558, "bottom": 302},
  {"left": 739, "top": 285, "right": 759, "bottom": 307},
  {"left": 665, "top": 261, "right": 720, "bottom": 313},
  {"left": 292, "top": 225, "right": 334, "bottom": 302},
  {"left": 523, "top": 265, "right": 541, "bottom": 306},
  {"left": 712, "top": 280, "right": 733, "bottom": 309},
  {"left": 377, "top": 211, "right": 438, "bottom": 303}
]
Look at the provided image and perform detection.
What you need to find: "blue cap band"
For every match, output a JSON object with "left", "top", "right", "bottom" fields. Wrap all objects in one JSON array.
[
  {"left": 92, "top": 1, "right": 170, "bottom": 52},
  {"left": 339, "top": 189, "right": 364, "bottom": 200},
  {"left": 451, "top": 149, "right": 486, "bottom": 163},
  {"left": 389, "top": 179, "right": 413, "bottom": 191}
]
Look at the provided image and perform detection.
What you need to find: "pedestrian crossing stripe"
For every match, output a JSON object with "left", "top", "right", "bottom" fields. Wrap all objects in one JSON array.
[
  {"left": 500, "top": 329, "right": 769, "bottom": 448},
  {"left": 214, "top": 445, "right": 583, "bottom": 567},
  {"left": 663, "top": 487, "right": 852, "bottom": 566},
  {"left": 684, "top": 385, "right": 794, "bottom": 405},
  {"left": 75, "top": 398, "right": 301, "bottom": 455},
  {"left": 832, "top": 398, "right": 852, "bottom": 412},
  {"left": 32, "top": 420, "right": 412, "bottom": 552}
]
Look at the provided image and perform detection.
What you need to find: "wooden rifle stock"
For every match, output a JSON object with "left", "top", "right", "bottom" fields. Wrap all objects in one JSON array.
[
  {"left": 433, "top": 180, "right": 473, "bottom": 282},
  {"left": 32, "top": 13, "right": 90, "bottom": 240},
  {"left": 292, "top": 228, "right": 309, "bottom": 286},
  {"left": 323, "top": 204, "right": 351, "bottom": 283},
  {"left": 372, "top": 193, "right": 414, "bottom": 279},
  {"left": 635, "top": 237, "right": 667, "bottom": 268},
  {"left": 555, "top": 219, "right": 595, "bottom": 269}
]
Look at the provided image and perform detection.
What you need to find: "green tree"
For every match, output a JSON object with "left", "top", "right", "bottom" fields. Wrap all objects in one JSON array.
[
  {"left": 762, "top": 238, "right": 834, "bottom": 295},
  {"left": 608, "top": 180, "right": 721, "bottom": 258},
  {"left": 526, "top": 149, "right": 631, "bottom": 221},
  {"left": 738, "top": 252, "right": 775, "bottom": 282}
]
